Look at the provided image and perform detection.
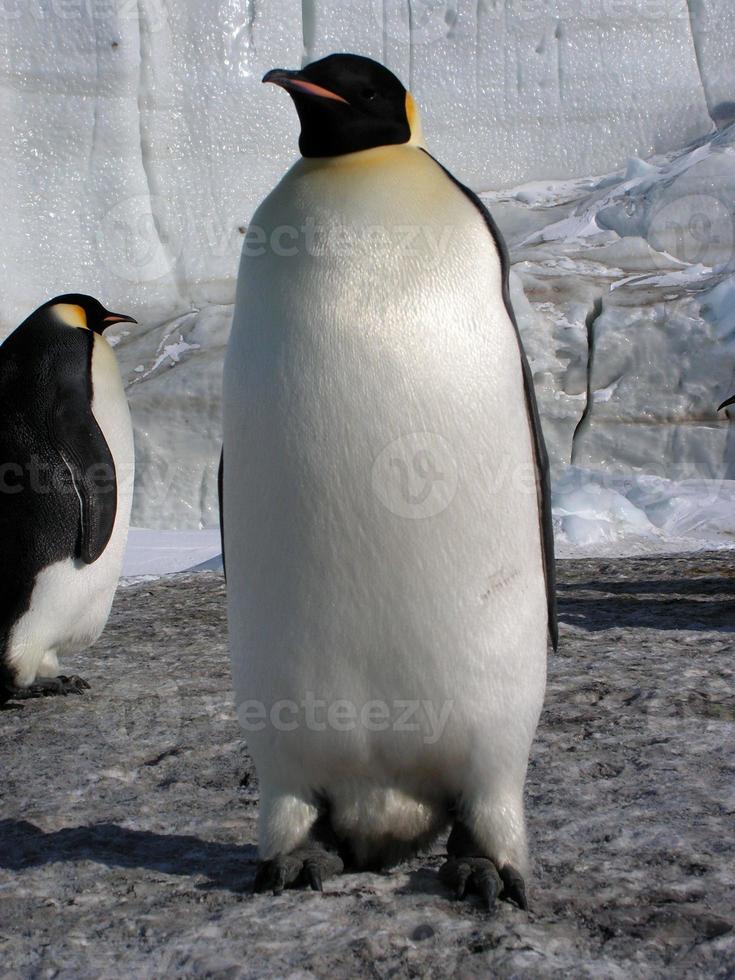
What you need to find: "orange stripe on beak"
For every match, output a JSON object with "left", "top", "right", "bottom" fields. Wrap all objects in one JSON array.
[
  {"left": 263, "top": 69, "right": 350, "bottom": 105},
  {"left": 103, "top": 313, "right": 138, "bottom": 325},
  {"left": 283, "top": 78, "right": 349, "bottom": 104}
]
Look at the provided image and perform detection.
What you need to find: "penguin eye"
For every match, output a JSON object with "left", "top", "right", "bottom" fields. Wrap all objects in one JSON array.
[{"left": 361, "top": 88, "right": 377, "bottom": 102}]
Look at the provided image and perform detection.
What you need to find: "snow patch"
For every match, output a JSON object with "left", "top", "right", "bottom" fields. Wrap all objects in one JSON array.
[
  {"left": 122, "top": 528, "right": 221, "bottom": 580},
  {"left": 554, "top": 468, "right": 735, "bottom": 557}
]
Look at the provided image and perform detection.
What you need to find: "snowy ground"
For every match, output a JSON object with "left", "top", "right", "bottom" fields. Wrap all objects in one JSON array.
[
  {"left": 122, "top": 479, "right": 735, "bottom": 586},
  {"left": 122, "top": 528, "right": 222, "bottom": 579},
  {"left": 1, "top": 554, "right": 733, "bottom": 978}
]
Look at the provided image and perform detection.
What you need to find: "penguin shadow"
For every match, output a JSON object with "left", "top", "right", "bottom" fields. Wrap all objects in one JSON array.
[
  {"left": 397, "top": 865, "right": 449, "bottom": 901},
  {"left": 1, "top": 819, "right": 460, "bottom": 904},
  {"left": 0, "top": 819, "right": 257, "bottom": 894},
  {"left": 557, "top": 573, "right": 735, "bottom": 633}
]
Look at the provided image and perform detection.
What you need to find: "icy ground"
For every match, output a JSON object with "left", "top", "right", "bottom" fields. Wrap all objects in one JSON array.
[{"left": 1, "top": 554, "right": 733, "bottom": 978}]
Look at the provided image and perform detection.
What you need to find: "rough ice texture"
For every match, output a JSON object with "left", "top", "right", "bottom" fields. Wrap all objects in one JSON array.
[
  {"left": 553, "top": 469, "right": 735, "bottom": 556},
  {"left": 1, "top": 2, "right": 735, "bottom": 529},
  {"left": 500, "top": 124, "right": 735, "bottom": 488},
  {"left": 112, "top": 121, "right": 735, "bottom": 531},
  {"left": 1, "top": 555, "right": 734, "bottom": 976}
]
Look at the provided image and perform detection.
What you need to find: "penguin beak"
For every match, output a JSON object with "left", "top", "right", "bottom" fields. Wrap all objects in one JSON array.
[
  {"left": 263, "top": 68, "right": 350, "bottom": 105},
  {"left": 102, "top": 312, "right": 138, "bottom": 327},
  {"left": 99, "top": 311, "right": 138, "bottom": 334},
  {"left": 718, "top": 394, "right": 735, "bottom": 411}
]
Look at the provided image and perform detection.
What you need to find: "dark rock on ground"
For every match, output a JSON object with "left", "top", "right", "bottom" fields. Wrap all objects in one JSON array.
[{"left": 1, "top": 554, "right": 733, "bottom": 978}]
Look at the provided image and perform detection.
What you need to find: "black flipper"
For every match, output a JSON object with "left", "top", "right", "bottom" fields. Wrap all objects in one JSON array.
[
  {"left": 421, "top": 149, "right": 558, "bottom": 650},
  {"left": 52, "top": 374, "right": 117, "bottom": 565},
  {"left": 218, "top": 449, "right": 226, "bottom": 579}
]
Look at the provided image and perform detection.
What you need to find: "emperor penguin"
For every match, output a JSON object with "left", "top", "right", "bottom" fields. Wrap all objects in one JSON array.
[
  {"left": 222, "top": 53, "right": 557, "bottom": 910},
  {"left": 0, "top": 294, "right": 136, "bottom": 704}
]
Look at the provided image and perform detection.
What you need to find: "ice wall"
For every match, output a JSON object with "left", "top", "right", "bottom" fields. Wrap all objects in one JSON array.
[
  {"left": 1, "top": 1, "right": 734, "bottom": 530},
  {"left": 1, "top": 0, "right": 729, "bottom": 330},
  {"left": 304, "top": 0, "right": 714, "bottom": 189}
]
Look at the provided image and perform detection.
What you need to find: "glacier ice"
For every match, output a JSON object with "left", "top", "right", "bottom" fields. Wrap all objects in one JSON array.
[
  {"left": 1, "top": 1, "right": 735, "bottom": 554},
  {"left": 553, "top": 467, "right": 735, "bottom": 557}
]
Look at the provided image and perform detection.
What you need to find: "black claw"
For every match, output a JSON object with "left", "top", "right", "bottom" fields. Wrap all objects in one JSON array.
[
  {"left": 455, "top": 864, "right": 471, "bottom": 900},
  {"left": 67, "top": 675, "right": 91, "bottom": 692},
  {"left": 440, "top": 857, "right": 509, "bottom": 912},
  {"left": 254, "top": 859, "right": 286, "bottom": 894},
  {"left": 272, "top": 865, "right": 287, "bottom": 896},
  {"left": 475, "top": 866, "right": 501, "bottom": 911},
  {"left": 305, "top": 863, "right": 323, "bottom": 891},
  {"left": 58, "top": 675, "right": 90, "bottom": 695},
  {"left": 500, "top": 865, "right": 528, "bottom": 910},
  {"left": 253, "top": 847, "right": 343, "bottom": 896}
]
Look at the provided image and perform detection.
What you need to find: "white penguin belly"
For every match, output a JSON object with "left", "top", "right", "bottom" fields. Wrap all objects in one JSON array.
[
  {"left": 8, "top": 335, "right": 134, "bottom": 687},
  {"left": 225, "top": 147, "right": 547, "bottom": 849}
]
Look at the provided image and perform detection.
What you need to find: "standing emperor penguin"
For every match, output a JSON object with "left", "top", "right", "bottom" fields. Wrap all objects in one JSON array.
[
  {"left": 223, "top": 54, "right": 557, "bottom": 910},
  {"left": 0, "top": 295, "right": 136, "bottom": 704}
]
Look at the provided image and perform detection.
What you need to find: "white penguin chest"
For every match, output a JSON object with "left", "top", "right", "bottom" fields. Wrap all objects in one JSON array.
[
  {"left": 225, "top": 145, "right": 547, "bottom": 728},
  {"left": 243, "top": 148, "right": 505, "bottom": 337},
  {"left": 90, "top": 334, "right": 135, "bottom": 487}
]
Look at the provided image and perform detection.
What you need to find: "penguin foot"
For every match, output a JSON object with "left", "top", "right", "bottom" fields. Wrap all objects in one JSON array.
[
  {"left": 440, "top": 821, "right": 528, "bottom": 911},
  {"left": 11, "top": 675, "right": 91, "bottom": 700},
  {"left": 439, "top": 859, "right": 528, "bottom": 911},
  {"left": 254, "top": 846, "right": 344, "bottom": 895},
  {"left": 439, "top": 857, "right": 502, "bottom": 910}
]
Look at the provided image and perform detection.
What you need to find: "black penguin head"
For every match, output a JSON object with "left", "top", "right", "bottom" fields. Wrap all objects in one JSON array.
[
  {"left": 38, "top": 294, "right": 137, "bottom": 335},
  {"left": 718, "top": 394, "right": 735, "bottom": 411},
  {"left": 263, "top": 53, "right": 423, "bottom": 158}
]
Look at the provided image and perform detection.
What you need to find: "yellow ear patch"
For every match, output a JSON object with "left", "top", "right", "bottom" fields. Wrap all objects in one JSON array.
[
  {"left": 52, "top": 303, "right": 88, "bottom": 329},
  {"left": 405, "top": 91, "right": 425, "bottom": 147}
]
